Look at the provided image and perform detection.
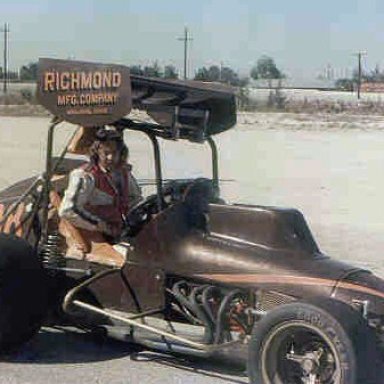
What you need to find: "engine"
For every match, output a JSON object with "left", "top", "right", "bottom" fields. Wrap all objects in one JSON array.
[{"left": 165, "top": 279, "right": 254, "bottom": 343}]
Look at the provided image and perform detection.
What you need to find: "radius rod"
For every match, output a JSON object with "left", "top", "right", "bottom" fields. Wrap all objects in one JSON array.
[{"left": 62, "top": 268, "right": 242, "bottom": 352}]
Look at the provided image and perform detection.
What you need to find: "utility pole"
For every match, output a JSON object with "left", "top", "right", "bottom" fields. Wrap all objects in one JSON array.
[
  {"left": 219, "top": 61, "right": 223, "bottom": 82},
  {"left": 1, "top": 23, "right": 9, "bottom": 94},
  {"left": 177, "top": 27, "right": 193, "bottom": 80},
  {"left": 353, "top": 51, "right": 366, "bottom": 99}
]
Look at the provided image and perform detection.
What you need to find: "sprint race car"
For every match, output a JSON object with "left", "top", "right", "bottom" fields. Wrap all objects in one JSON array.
[{"left": 0, "top": 58, "right": 384, "bottom": 384}]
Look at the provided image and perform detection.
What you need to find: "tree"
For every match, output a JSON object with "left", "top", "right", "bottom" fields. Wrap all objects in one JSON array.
[
  {"left": 220, "top": 66, "right": 240, "bottom": 85},
  {"left": 250, "top": 55, "right": 284, "bottom": 86},
  {"left": 163, "top": 65, "right": 178, "bottom": 79},
  {"left": 194, "top": 65, "right": 244, "bottom": 86},
  {"left": 194, "top": 67, "right": 210, "bottom": 81},
  {"left": 335, "top": 63, "right": 384, "bottom": 92},
  {"left": 335, "top": 78, "right": 354, "bottom": 92},
  {"left": 143, "top": 61, "right": 162, "bottom": 78},
  {"left": 361, "top": 64, "right": 384, "bottom": 83},
  {"left": 129, "top": 65, "right": 144, "bottom": 76},
  {"left": 207, "top": 66, "right": 221, "bottom": 82},
  {"left": 194, "top": 65, "right": 220, "bottom": 82},
  {"left": 20, "top": 62, "right": 38, "bottom": 81}
]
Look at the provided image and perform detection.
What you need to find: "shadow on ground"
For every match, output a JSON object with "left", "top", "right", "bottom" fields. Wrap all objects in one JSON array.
[
  {"left": 129, "top": 351, "right": 248, "bottom": 384},
  {"left": 4, "top": 326, "right": 248, "bottom": 383},
  {"left": 4, "top": 326, "right": 138, "bottom": 364}
]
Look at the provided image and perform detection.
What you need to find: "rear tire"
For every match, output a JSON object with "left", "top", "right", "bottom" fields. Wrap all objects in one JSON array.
[
  {"left": 248, "top": 299, "right": 381, "bottom": 384},
  {"left": 0, "top": 233, "right": 47, "bottom": 355}
]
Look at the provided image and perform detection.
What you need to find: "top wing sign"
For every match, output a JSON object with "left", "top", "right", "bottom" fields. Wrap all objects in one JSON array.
[{"left": 37, "top": 58, "right": 132, "bottom": 126}]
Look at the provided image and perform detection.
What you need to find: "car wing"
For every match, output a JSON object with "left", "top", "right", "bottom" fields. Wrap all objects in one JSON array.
[{"left": 125, "top": 75, "right": 237, "bottom": 141}]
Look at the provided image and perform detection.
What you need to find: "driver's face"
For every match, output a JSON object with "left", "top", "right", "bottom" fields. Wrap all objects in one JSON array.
[{"left": 97, "top": 141, "right": 119, "bottom": 171}]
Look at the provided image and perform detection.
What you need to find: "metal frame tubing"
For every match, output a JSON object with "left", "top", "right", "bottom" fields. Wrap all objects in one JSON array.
[
  {"left": 62, "top": 268, "right": 243, "bottom": 352},
  {"left": 146, "top": 132, "right": 164, "bottom": 211},
  {"left": 207, "top": 137, "right": 219, "bottom": 193},
  {"left": 41, "top": 119, "right": 61, "bottom": 243}
]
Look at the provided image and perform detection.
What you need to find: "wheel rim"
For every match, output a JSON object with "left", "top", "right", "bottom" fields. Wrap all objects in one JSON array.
[{"left": 260, "top": 321, "right": 342, "bottom": 384}]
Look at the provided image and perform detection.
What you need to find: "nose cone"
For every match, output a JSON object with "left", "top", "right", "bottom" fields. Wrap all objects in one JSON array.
[{"left": 334, "top": 270, "right": 384, "bottom": 316}]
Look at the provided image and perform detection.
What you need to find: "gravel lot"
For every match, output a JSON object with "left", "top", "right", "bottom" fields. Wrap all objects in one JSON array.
[{"left": 1, "top": 112, "right": 384, "bottom": 382}]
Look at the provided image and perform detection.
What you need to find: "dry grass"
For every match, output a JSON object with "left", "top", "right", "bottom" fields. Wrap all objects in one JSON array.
[
  {"left": 240, "top": 98, "right": 384, "bottom": 115},
  {"left": 283, "top": 99, "right": 384, "bottom": 115},
  {"left": 239, "top": 88, "right": 384, "bottom": 115},
  {"left": 0, "top": 89, "right": 49, "bottom": 116},
  {"left": 0, "top": 104, "right": 49, "bottom": 116}
]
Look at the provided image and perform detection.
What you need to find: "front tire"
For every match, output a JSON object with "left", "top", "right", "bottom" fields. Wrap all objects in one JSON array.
[
  {"left": 0, "top": 234, "right": 47, "bottom": 355},
  {"left": 248, "top": 299, "right": 381, "bottom": 384}
]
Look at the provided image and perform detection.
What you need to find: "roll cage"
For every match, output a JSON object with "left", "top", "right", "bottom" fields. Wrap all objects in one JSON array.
[
  {"left": 41, "top": 117, "right": 221, "bottom": 241},
  {"left": 35, "top": 58, "right": 237, "bottom": 244}
]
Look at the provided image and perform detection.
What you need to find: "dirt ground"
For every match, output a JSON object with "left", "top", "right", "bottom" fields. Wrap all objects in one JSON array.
[{"left": 1, "top": 112, "right": 384, "bottom": 276}]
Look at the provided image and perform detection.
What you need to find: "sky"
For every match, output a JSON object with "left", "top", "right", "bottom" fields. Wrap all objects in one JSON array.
[{"left": 1, "top": 0, "right": 384, "bottom": 81}]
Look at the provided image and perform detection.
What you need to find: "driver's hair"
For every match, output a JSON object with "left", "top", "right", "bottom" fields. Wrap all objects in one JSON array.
[{"left": 89, "top": 139, "right": 128, "bottom": 167}]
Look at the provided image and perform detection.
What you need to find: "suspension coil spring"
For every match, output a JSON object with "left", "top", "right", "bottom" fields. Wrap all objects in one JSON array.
[{"left": 39, "top": 231, "right": 65, "bottom": 266}]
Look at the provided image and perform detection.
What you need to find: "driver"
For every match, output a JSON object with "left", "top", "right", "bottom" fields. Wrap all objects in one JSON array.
[{"left": 58, "top": 127, "right": 142, "bottom": 266}]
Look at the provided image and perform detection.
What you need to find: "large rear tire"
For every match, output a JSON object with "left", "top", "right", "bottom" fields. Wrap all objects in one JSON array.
[
  {"left": 0, "top": 233, "right": 47, "bottom": 355},
  {"left": 248, "top": 299, "right": 381, "bottom": 384}
]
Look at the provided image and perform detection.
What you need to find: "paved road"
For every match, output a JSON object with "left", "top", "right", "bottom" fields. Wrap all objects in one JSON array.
[{"left": 0, "top": 327, "right": 247, "bottom": 384}]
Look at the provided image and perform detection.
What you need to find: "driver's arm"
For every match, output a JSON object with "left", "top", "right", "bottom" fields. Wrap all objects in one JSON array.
[{"left": 59, "top": 168, "right": 102, "bottom": 231}]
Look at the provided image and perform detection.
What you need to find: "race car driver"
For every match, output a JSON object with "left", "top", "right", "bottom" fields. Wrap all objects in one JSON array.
[{"left": 58, "top": 127, "right": 142, "bottom": 266}]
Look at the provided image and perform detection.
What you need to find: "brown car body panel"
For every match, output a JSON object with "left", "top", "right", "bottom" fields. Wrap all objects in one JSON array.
[
  {"left": 82, "top": 196, "right": 384, "bottom": 316},
  {"left": 24, "top": 175, "right": 383, "bottom": 319}
]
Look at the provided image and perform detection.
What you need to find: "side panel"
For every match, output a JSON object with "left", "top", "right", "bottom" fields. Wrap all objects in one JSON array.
[
  {"left": 120, "top": 264, "right": 165, "bottom": 312},
  {"left": 81, "top": 264, "right": 165, "bottom": 313}
]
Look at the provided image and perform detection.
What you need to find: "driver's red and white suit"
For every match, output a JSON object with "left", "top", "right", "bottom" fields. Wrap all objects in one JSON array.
[
  {"left": 59, "top": 163, "right": 141, "bottom": 235},
  {"left": 58, "top": 163, "right": 142, "bottom": 265}
]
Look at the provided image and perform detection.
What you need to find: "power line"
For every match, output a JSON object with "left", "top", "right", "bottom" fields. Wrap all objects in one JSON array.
[
  {"left": 1, "top": 22, "right": 9, "bottom": 94},
  {"left": 177, "top": 27, "right": 193, "bottom": 80}
]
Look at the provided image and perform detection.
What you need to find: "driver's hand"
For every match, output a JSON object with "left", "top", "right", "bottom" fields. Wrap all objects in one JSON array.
[
  {"left": 97, "top": 221, "right": 121, "bottom": 238},
  {"left": 97, "top": 221, "right": 112, "bottom": 235},
  {"left": 109, "top": 225, "right": 121, "bottom": 238}
]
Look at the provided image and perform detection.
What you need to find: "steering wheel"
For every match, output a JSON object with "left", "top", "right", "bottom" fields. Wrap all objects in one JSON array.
[
  {"left": 123, "top": 194, "right": 158, "bottom": 233},
  {"left": 122, "top": 178, "right": 219, "bottom": 238},
  {"left": 122, "top": 180, "right": 191, "bottom": 237}
]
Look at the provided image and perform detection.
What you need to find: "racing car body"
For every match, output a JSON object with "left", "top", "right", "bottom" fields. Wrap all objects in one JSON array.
[{"left": 0, "top": 58, "right": 383, "bottom": 384}]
